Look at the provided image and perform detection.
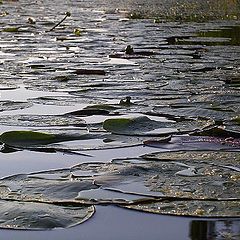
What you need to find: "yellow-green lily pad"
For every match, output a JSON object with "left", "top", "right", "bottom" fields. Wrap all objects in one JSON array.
[{"left": 0, "top": 131, "right": 56, "bottom": 147}]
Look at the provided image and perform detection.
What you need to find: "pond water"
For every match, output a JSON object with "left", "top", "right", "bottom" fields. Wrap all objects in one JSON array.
[{"left": 0, "top": 0, "right": 239, "bottom": 239}]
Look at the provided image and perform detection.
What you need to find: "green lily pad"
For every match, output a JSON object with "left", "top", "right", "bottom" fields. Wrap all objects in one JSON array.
[
  {"left": 124, "top": 200, "right": 240, "bottom": 217},
  {"left": 0, "top": 200, "right": 94, "bottom": 230},
  {"left": 0, "top": 130, "right": 89, "bottom": 148},
  {"left": 103, "top": 116, "right": 175, "bottom": 136},
  {"left": 232, "top": 116, "right": 240, "bottom": 125},
  {"left": 0, "top": 131, "right": 56, "bottom": 147},
  {"left": 0, "top": 130, "right": 146, "bottom": 152},
  {"left": 2, "top": 27, "right": 19, "bottom": 32},
  {"left": 103, "top": 116, "right": 214, "bottom": 136}
]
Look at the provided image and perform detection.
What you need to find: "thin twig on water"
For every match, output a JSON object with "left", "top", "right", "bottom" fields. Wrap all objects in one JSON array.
[{"left": 49, "top": 11, "right": 71, "bottom": 32}]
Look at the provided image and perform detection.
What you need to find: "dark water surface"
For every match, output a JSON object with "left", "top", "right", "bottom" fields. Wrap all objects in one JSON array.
[{"left": 0, "top": 0, "right": 239, "bottom": 239}]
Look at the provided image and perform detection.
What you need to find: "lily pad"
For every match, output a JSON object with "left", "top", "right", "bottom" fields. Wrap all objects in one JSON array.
[
  {"left": 0, "top": 131, "right": 56, "bottom": 147},
  {"left": 103, "top": 116, "right": 176, "bottom": 136},
  {"left": 103, "top": 116, "right": 214, "bottom": 136},
  {"left": 152, "top": 103, "right": 237, "bottom": 121},
  {"left": 193, "top": 126, "right": 240, "bottom": 138},
  {"left": 143, "top": 135, "right": 240, "bottom": 151},
  {"left": 2, "top": 27, "right": 19, "bottom": 32},
  {"left": 74, "top": 69, "right": 106, "bottom": 75},
  {"left": 0, "top": 129, "right": 147, "bottom": 152},
  {"left": 84, "top": 104, "right": 120, "bottom": 111},
  {"left": 0, "top": 155, "right": 239, "bottom": 205},
  {"left": 66, "top": 109, "right": 110, "bottom": 116},
  {"left": 0, "top": 200, "right": 94, "bottom": 230},
  {"left": 142, "top": 151, "right": 240, "bottom": 166},
  {"left": 0, "top": 115, "right": 86, "bottom": 127},
  {"left": 124, "top": 200, "right": 240, "bottom": 217},
  {"left": 0, "top": 129, "right": 89, "bottom": 148},
  {"left": 0, "top": 172, "right": 98, "bottom": 203},
  {"left": 0, "top": 101, "right": 32, "bottom": 112}
]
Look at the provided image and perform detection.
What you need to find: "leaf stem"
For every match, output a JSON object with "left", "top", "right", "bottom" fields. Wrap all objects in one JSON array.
[{"left": 49, "top": 11, "right": 71, "bottom": 32}]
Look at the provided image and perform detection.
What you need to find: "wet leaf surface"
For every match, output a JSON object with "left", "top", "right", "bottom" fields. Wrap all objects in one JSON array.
[
  {"left": 0, "top": 151, "right": 239, "bottom": 209},
  {"left": 143, "top": 135, "right": 240, "bottom": 150},
  {"left": 0, "top": 115, "right": 86, "bottom": 127},
  {"left": 0, "top": 130, "right": 90, "bottom": 148},
  {"left": 103, "top": 116, "right": 213, "bottom": 136},
  {"left": 0, "top": 200, "right": 94, "bottom": 230},
  {"left": 0, "top": 101, "right": 32, "bottom": 112},
  {"left": 124, "top": 200, "right": 240, "bottom": 217}
]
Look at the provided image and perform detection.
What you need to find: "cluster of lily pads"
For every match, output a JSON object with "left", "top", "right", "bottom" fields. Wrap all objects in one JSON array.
[
  {"left": 0, "top": 112, "right": 239, "bottom": 230},
  {"left": 0, "top": 0, "right": 239, "bottom": 232},
  {"left": 0, "top": 149, "right": 239, "bottom": 230}
]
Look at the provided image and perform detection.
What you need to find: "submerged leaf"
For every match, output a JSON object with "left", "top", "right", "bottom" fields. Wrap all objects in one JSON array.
[{"left": 0, "top": 200, "right": 94, "bottom": 230}]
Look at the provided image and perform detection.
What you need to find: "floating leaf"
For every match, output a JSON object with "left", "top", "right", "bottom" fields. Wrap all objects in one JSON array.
[
  {"left": 1, "top": 154, "right": 239, "bottom": 206},
  {"left": 74, "top": 28, "right": 81, "bottom": 36},
  {"left": 74, "top": 69, "right": 106, "bottom": 75},
  {"left": 84, "top": 104, "right": 120, "bottom": 111},
  {"left": 103, "top": 115, "right": 214, "bottom": 136},
  {"left": 0, "top": 172, "right": 98, "bottom": 203},
  {"left": 143, "top": 135, "right": 240, "bottom": 150},
  {"left": 0, "top": 130, "right": 89, "bottom": 148},
  {"left": 0, "top": 131, "right": 56, "bottom": 147},
  {"left": 0, "top": 115, "right": 86, "bottom": 127},
  {"left": 66, "top": 109, "right": 110, "bottom": 116},
  {"left": 232, "top": 116, "right": 240, "bottom": 125},
  {"left": 2, "top": 27, "right": 19, "bottom": 32},
  {"left": 0, "top": 200, "right": 94, "bottom": 230},
  {"left": 142, "top": 151, "right": 240, "bottom": 166},
  {"left": 193, "top": 126, "right": 240, "bottom": 138},
  {"left": 0, "top": 101, "right": 32, "bottom": 112},
  {"left": 124, "top": 200, "right": 240, "bottom": 217},
  {"left": 103, "top": 116, "right": 176, "bottom": 136}
]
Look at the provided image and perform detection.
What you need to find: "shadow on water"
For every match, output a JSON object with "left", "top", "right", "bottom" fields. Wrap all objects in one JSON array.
[{"left": 190, "top": 219, "right": 240, "bottom": 240}]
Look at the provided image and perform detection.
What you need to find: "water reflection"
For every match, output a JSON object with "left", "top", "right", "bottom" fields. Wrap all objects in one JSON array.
[{"left": 190, "top": 220, "right": 240, "bottom": 240}]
